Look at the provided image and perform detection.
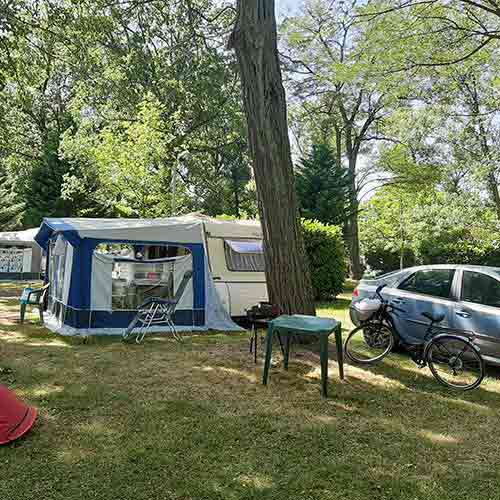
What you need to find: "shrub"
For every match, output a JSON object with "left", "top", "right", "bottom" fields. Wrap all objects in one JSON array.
[
  {"left": 301, "top": 219, "right": 347, "bottom": 299},
  {"left": 418, "top": 230, "right": 500, "bottom": 267}
]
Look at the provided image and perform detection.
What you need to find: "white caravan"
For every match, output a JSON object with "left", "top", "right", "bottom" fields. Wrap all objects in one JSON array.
[{"left": 200, "top": 215, "right": 268, "bottom": 317}]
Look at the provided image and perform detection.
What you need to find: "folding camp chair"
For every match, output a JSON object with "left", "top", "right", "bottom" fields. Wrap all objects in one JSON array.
[
  {"left": 19, "top": 283, "right": 50, "bottom": 324},
  {"left": 122, "top": 270, "right": 193, "bottom": 344}
]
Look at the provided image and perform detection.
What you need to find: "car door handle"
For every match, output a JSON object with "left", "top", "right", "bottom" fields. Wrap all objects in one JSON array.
[
  {"left": 391, "top": 299, "right": 405, "bottom": 304},
  {"left": 456, "top": 311, "right": 471, "bottom": 318}
]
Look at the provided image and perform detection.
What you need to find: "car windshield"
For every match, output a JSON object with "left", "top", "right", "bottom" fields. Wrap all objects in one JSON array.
[{"left": 375, "top": 270, "right": 401, "bottom": 281}]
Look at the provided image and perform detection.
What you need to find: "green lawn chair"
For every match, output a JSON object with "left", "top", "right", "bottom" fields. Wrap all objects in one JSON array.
[{"left": 19, "top": 283, "right": 50, "bottom": 324}]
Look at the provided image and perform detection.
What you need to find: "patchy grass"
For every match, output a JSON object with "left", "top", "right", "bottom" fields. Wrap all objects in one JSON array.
[{"left": 1, "top": 281, "right": 500, "bottom": 500}]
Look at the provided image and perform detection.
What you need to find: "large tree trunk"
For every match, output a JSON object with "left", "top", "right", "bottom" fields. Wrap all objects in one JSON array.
[{"left": 229, "top": 0, "right": 315, "bottom": 317}]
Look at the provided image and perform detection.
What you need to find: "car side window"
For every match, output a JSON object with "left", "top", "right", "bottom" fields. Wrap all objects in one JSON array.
[
  {"left": 462, "top": 271, "right": 500, "bottom": 308},
  {"left": 398, "top": 269, "right": 455, "bottom": 299}
]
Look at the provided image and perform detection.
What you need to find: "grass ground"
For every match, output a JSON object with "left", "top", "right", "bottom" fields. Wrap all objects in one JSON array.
[{"left": 1, "top": 280, "right": 500, "bottom": 500}]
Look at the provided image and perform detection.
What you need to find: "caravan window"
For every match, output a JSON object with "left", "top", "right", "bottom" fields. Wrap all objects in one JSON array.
[
  {"left": 93, "top": 243, "right": 192, "bottom": 310},
  {"left": 224, "top": 239, "right": 265, "bottom": 272}
]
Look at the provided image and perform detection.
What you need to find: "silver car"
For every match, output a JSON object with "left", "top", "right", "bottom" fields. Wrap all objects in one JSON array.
[{"left": 350, "top": 265, "right": 500, "bottom": 366}]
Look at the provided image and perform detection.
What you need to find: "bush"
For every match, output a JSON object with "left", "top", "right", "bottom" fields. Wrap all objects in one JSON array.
[
  {"left": 364, "top": 230, "right": 500, "bottom": 271},
  {"left": 418, "top": 230, "right": 500, "bottom": 267},
  {"left": 301, "top": 219, "right": 347, "bottom": 300}
]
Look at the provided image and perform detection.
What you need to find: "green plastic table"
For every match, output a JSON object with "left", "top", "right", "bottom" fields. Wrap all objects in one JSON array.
[{"left": 262, "top": 315, "right": 344, "bottom": 398}]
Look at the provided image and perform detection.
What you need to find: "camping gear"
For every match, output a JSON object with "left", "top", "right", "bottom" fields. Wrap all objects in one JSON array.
[
  {"left": 0, "top": 228, "right": 43, "bottom": 280},
  {"left": 0, "top": 385, "right": 37, "bottom": 445},
  {"left": 19, "top": 282, "right": 50, "bottom": 324},
  {"left": 352, "top": 298, "right": 382, "bottom": 322},
  {"left": 262, "top": 315, "right": 344, "bottom": 398},
  {"left": 247, "top": 302, "right": 281, "bottom": 363},
  {"left": 122, "top": 271, "right": 193, "bottom": 344},
  {"left": 33, "top": 216, "right": 256, "bottom": 336}
]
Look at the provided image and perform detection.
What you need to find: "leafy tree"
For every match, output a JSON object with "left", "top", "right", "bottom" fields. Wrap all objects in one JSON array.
[
  {"left": 373, "top": 44, "right": 500, "bottom": 216},
  {"left": 281, "top": 0, "right": 416, "bottom": 278},
  {"left": 62, "top": 94, "right": 181, "bottom": 217},
  {"left": 0, "top": 0, "right": 256, "bottom": 227},
  {"left": 361, "top": 0, "right": 500, "bottom": 66},
  {"left": 58, "top": 0, "right": 253, "bottom": 219},
  {"left": 0, "top": 167, "right": 24, "bottom": 230},
  {"left": 23, "top": 130, "right": 74, "bottom": 226},
  {"left": 295, "top": 144, "right": 351, "bottom": 227},
  {"left": 360, "top": 185, "right": 500, "bottom": 272},
  {"left": 0, "top": 1, "right": 80, "bottom": 228}
]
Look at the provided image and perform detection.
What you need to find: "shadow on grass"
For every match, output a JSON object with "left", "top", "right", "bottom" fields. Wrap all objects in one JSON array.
[
  {"left": 3, "top": 338, "right": 500, "bottom": 500},
  {"left": 2, "top": 280, "right": 500, "bottom": 499}
]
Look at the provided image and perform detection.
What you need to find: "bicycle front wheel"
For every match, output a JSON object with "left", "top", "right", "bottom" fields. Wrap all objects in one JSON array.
[
  {"left": 344, "top": 322, "right": 395, "bottom": 365},
  {"left": 426, "top": 335, "right": 485, "bottom": 390}
]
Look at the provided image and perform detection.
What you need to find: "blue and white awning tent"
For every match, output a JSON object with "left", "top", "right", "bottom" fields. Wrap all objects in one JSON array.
[{"left": 35, "top": 216, "right": 243, "bottom": 336}]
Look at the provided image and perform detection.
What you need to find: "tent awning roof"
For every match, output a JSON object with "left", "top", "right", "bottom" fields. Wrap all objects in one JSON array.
[
  {"left": 35, "top": 215, "right": 263, "bottom": 250},
  {"left": 0, "top": 228, "right": 39, "bottom": 244}
]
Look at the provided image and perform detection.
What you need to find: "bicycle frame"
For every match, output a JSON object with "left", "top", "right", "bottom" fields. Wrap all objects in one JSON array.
[{"left": 368, "top": 284, "right": 479, "bottom": 367}]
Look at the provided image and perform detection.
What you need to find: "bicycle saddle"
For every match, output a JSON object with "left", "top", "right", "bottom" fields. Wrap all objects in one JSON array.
[{"left": 422, "top": 311, "right": 445, "bottom": 323}]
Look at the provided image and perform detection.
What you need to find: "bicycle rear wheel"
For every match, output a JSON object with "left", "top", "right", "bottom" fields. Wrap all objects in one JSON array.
[
  {"left": 344, "top": 322, "right": 395, "bottom": 364},
  {"left": 426, "top": 335, "right": 485, "bottom": 390}
]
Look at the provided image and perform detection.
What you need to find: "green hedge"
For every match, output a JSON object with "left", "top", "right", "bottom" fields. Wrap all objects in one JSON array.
[
  {"left": 364, "top": 230, "right": 500, "bottom": 272},
  {"left": 418, "top": 230, "right": 500, "bottom": 266},
  {"left": 301, "top": 219, "right": 347, "bottom": 299}
]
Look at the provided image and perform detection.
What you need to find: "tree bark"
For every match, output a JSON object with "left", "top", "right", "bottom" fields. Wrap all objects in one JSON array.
[
  {"left": 229, "top": 0, "right": 315, "bottom": 318},
  {"left": 345, "top": 140, "right": 363, "bottom": 280}
]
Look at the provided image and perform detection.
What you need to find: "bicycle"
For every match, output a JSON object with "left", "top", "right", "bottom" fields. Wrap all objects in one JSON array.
[{"left": 344, "top": 284, "right": 485, "bottom": 390}]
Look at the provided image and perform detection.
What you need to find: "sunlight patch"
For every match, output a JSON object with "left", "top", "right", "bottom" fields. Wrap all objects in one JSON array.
[
  {"left": 313, "top": 415, "right": 337, "bottom": 424},
  {"left": 0, "top": 330, "right": 71, "bottom": 348},
  {"left": 77, "top": 421, "right": 119, "bottom": 438},
  {"left": 18, "top": 384, "right": 64, "bottom": 397},
  {"left": 196, "top": 366, "right": 215, "bottom": 372},
  {"left": 342, "top": 363, "right": 407, "bottom": 389},
  {"left": 419, "top": 430, "right": 461, "bottom": 445},
  {"left": 58, "top": 447, "right": 96, "bottom": 465},
  {"left": 237, "top": 473, "right": 273, "bottom": 490},
  {"left": 214, "top": 366, "right": 256, "bottom": 383}
]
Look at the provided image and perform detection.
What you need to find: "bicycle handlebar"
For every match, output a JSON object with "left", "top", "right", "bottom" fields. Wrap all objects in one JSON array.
[
  {"left": 371, "top": 283, "right": 406, "bottom": 314},
  {"left": 375, "top": 283, "right": 387, "bottom": 298}
]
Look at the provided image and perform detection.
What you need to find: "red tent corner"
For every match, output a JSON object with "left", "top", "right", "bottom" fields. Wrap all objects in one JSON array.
[{"left": 0, "top": 384, "right": 37, "bottom": 445}]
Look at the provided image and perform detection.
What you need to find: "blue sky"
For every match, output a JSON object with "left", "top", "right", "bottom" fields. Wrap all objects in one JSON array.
[{"left": 276, "top": 0, "right": 302, "bottom": 15}]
